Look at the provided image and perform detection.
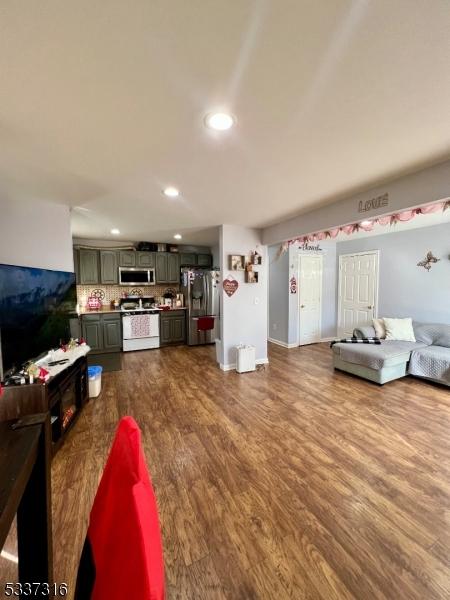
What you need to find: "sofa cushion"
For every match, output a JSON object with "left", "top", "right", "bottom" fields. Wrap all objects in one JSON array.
[
  {"left": 408, "top": 346, "right": 450, "bottom": 384},
  {"left": 384, "top": 317, "right": 416, "bottom": 342},
  {"left": 413, "top": 322, "right": 450, "bottom": 346},
  {"left": 332, "top": 340, "right": 428, "bottom": 370}
]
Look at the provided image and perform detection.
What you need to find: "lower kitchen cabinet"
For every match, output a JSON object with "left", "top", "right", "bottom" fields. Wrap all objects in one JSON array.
[
  {"left": 79, "top": 313, "right": 122, "bottom": 371},
  {"left": 160, "top": 310, "right": 186, "bottom": 346}
]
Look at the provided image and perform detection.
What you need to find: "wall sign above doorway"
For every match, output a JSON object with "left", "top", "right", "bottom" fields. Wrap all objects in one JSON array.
[{"left": 358, "top": 193, "right": 389, "bottom": 213}]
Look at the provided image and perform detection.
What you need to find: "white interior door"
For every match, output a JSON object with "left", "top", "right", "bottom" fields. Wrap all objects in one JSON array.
[
  {"left": 298, "top": 255, "right": 323, "bottom": 345},
  {"left": 338, "top": 251, "right": 379, "bottom": 337}
]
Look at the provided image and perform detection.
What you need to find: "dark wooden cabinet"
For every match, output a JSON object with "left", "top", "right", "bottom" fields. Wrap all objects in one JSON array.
[
  {"left": 119, "top": 250, "right": 136, "bottom": 267},
  {"left": 81, "top": 313, "right": 121, "bottom": 353},
  {"left": 197, "top": 253, "right": 212, "bottom": 267},
  {"left": 156, "top": 253, "right": 180, "bottom": 283},
  {"left": 78, "top": 249, "right": 99, "bottom": 284},
  {"left": 167, "top": 253, "right": 180, "bottom": 283},
  {"left": 180, "top": 252, "right": 197, "bottom": 266},
  {"left": 103, "top": 315, "right": 122, "bottom": 351},
  {"left": 137, "top": 251, "right": 155, "bottom": 267},
  {"left": 81, "top": 316, "right": 103, "bottom": 352},
  {"left": 160, "top": 310, "right": 186, "bottom": 346},
  {"left": 100, "top": 250, "right": 118, "bottom": 284},
  {"left": 155, "top": 253, "right": 168, "bottom": 283}
]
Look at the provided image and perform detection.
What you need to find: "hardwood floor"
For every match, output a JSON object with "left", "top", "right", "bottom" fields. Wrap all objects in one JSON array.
[{"left": 2, "top": 342, "right": 450, "bottom": 599}]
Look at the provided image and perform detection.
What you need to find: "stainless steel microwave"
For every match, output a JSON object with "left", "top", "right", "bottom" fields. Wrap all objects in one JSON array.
[{"left": 119, "top": 267, "right": 156, "bottom": 286}]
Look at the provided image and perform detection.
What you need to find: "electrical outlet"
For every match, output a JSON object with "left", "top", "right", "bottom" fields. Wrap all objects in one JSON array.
[
  {"left": 273, "top": 323, "right": 277, "bottom": 331},
  {"left": 254, "top": 297, "right": 259, "bottom": 305}
]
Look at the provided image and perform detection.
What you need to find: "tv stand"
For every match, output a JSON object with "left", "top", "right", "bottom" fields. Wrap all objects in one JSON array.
[{"left": 0, "top": 356, "right": 88, "bottom": 456}]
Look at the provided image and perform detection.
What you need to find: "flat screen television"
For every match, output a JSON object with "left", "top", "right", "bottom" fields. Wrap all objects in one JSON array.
[{"left": 0, "top": 263, "right": 76, "bottom": 378}]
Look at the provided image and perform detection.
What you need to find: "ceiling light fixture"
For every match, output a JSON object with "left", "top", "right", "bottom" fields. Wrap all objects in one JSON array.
[
  {"left": 205, "top": 112, "right": 235, "bottom": 131},
  {"left": 110, "top": 228, "right": 120, "bottom": 235},
  {"left": 360, "top": 220, "right": 372, "bottom": 227},
  {"left": 163, "top": 187, "right": 180, "bottom": 198},
  {"left": 174, "top": 234, "right": 182, "bottom": 240}
]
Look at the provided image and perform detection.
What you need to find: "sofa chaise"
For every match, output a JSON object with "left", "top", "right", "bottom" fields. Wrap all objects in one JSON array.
[{"left": 332, "top": 322, "right": 450, "bottom": 386}]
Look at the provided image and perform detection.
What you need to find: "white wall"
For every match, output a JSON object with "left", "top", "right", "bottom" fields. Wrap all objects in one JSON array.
[
  {"left": 0, "top": 199, "right": 73, "bottom": 271},
  {"left": 263, "top": 159, "right": 450, "bottom": 245},
  {"left": 219, "top": 225, "right": 268, "bottom": 369},
  {"left": 268, "top": 246, "right": 289, "bottom": 345},
  {"left": 268, "top": 241, "right": 337, "bottom": 346},
  {"left": 336, "top": 221, "right": 450, "bottom": 324}
]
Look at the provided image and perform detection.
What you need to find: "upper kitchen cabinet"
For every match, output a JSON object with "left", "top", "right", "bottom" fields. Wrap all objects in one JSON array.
[
  {"left": 137, "top": 251, "right": 155, "bottom": 268},
  {"left": 78, "top": 249, "right": 99, "bottom": 284},
  {"left": 155, "top": 252, "right": 180, "bottom": 283},
  {"left": 167, "top": 253, "right": 180, "bottom": 283},
  {"left": 119, "top": 250, "right": 136, "bottom": 267},
  {"left": 180, "top": 253, "right": 197, "bottom": 266},
  {"left": 197, "top": 254, "right": 212, "bottom": 267},
  {"left": 100, "top": 250, "right": 118, "bottom": 284},
  {"left": 179, "top": 252, "right": 213, "bottom": 267},
  {"left": 155, "top": 253, "right": 168, "bottom": 283}
]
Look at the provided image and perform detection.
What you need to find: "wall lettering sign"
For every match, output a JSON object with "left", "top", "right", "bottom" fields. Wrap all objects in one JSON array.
[
  {"left": 299, "top": 242, "right": 322, "bottom": 252},
  {"left": 358, "top": 192, "right": 389, "bottom": 214}
]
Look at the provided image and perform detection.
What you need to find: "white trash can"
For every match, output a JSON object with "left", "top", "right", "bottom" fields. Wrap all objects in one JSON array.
[
  {"left": 88, "top": 365, "right": 103, "bottom": 398},
  {"left": 236, "top": 345, "right": 256, "bottom": 373}
]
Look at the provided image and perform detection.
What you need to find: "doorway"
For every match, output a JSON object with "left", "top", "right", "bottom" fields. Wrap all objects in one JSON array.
[
  {"left": 338, "top": 251, "right": 379, "bottom": 337},
  {"left": 298, "top": 254, "right": 323, "bottom": 345}
]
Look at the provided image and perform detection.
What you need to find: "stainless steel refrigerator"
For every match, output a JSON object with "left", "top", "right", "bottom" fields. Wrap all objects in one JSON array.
[{"left": 181, "top": 268, "right": 220, "bottom": 345}]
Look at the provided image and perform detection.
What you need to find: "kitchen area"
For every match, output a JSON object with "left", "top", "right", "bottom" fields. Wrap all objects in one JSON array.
[{"left": 70, "top": 242, "right": 220, "bottom": 371}]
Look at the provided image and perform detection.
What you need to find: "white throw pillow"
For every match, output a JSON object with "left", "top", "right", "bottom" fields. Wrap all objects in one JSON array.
[
  {"left": 372, "top": 318, "right": 386, "bottom": 339},
  {"left": 383, "top": 317, "right": 416, "bottom": 342}
]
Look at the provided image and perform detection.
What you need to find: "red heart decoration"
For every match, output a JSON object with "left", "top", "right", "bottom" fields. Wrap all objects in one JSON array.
[{"left": 223, "top": 277, "right": 239, "bottom": 297}]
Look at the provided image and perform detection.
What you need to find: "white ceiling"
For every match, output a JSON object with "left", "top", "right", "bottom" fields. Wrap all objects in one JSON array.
[{"left": 1, "top": 0, "right": 450, "bottom": 245}]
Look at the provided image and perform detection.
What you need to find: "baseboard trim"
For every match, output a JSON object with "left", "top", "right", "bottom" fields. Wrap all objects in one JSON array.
[
  {"left": 320, "top": 337, "right": 334, "bottom": 343},
  {"left": 220, "top": 357, "right": 269, "bottom": 372},
  {"left": 268, "top": 338, "right": 298, "bottom": 349}
]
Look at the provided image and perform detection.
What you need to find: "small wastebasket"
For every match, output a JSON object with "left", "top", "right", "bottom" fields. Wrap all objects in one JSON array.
[
  {"left": 236, "top": 345, "right": 256, "bottom": 373},
  {"left": 88, "top": 365, "right": 103, "bottom": 398}
]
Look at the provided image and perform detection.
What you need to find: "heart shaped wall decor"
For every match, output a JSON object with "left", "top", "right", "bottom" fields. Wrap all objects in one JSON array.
[{"left": 223, "top": 277, "right": 239, "bottom": 297}]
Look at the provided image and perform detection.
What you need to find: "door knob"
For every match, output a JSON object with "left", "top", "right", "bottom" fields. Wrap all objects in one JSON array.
[
  {"left": 301, "top": 304, "right": 305, "bottom": 308},
  {"left": 368, "top": 305, "right": 372, "bottom": 309}
]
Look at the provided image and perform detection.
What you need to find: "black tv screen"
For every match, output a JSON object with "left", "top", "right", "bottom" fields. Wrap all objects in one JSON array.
[{"left": 0, "top": 263, "right": 76, "bottom": 377}]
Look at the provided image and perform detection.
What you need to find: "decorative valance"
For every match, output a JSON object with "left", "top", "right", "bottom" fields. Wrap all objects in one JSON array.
[{"left": 279, "top": 199, "right": 450, "bottom": 254}]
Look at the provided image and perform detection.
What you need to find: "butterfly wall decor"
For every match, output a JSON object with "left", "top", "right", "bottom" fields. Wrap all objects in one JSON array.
[{"left": 417, "top": 251, "right": 440, "bottom": 271}]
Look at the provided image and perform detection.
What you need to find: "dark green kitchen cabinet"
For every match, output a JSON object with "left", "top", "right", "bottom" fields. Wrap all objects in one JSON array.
[
  {"left": 167, "top": 253, "right": 180, "bottom": 283},
  {"left": 155, "top": 253, "right": 168, "bottom": 283},
  {"left": 79, "top": 249, "right": 100, "bottom": 284},
  {"left": 81, "top": 313, "right": 122, "bottom": 353},
  {"left": 102, "top": 315, "right": 122, "bottom": 351},
  {"left": 137, "top": 251, "right": 155, "bottom": 268},
  {"left": 100, "top": 250, "right": 118, "bottom": 284},
  {"left": 160, "top": 310, "right": 186, "bottom": 346},
  {"left": 119, "top": 250, "right": 136, "bottom": 267},
  {"left": 81, "top": 315, "right": 103, "bottom": 351},
  {"left": 180, "top": 253, "right": 197, "bottom": 266},
  {"left": 197, "top": 254, "right": 212, "bottom": 267},
  {"left": 155, "top": 253, "right": 180, "bottom": 283}
]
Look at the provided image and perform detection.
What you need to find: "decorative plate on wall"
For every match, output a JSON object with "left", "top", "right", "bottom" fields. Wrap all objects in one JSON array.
[{"left": 90, "top": 288, "right": 106, "bottom": 300}]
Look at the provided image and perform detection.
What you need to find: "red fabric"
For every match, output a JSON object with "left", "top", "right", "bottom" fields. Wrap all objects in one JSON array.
[
  {"left": 197, "top": 316, "right": 215, "bottom": 331},
  {"left": 87, "top": 417, "right": 165, "bottom": 600}
]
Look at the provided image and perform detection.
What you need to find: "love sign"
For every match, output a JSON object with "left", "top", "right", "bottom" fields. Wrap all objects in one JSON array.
[{"left": 223, "top": 276, "right": 239, "bottom": 297}]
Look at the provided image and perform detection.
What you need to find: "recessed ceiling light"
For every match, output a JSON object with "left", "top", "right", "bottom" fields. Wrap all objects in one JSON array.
[
  {"left": 174, "top": 233, "right": 182, "bottom": 240},
  {"left": 111, "top": 228, "right": 120, "bottom": 235},
  {"left": 163, "top": 187, "right": 180, "bottom": 198},
  {"left": 360, "top": 220, "right": 372, "bottom": 227},
  {"left": 205, "top": 112, "right": 235, "bottom": 131}
]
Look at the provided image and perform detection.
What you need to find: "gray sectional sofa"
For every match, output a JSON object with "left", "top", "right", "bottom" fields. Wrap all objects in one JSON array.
[{"left": 332, "top": 322, "right": 450, "bottom": 386}]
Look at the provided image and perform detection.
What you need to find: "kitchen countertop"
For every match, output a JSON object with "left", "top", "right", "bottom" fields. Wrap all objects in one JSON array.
[{"left": 75, "top": 306, "right": 188, "bottom": 315}]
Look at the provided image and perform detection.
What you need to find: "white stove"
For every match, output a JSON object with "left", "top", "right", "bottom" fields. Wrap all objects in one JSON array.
[{"left": 120, "top": 299, "right": 161, "bottom": 351}]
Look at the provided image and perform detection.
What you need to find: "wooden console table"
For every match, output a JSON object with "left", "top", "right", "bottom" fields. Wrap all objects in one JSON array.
[{"left": 0, "top": 415, "right": 53, "bottom": 587}]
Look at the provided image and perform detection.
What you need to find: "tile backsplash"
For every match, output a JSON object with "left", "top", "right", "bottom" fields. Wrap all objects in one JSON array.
[{"left": 76, "top": 284, "right": 180, "bottom": 308}]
